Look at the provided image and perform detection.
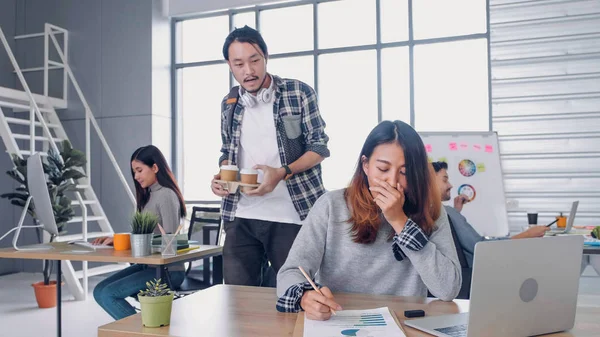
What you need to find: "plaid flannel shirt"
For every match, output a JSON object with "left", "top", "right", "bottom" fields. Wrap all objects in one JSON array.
[
  {"left": 218, "top": 75, "right": 330, "bottom": 222},
  {"left": 276, "top": 218, "right": 429, "bottom": 313},
  {"left": 392, "top": 218, "right": 429, "bottom": 261},
  {"left": 275, "top": 281, "right": 321, "bottom": 313}
]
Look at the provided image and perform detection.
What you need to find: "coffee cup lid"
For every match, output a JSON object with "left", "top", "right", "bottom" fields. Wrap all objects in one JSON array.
[
  {"left": 220, "top": 165, "right": 239, "bottom": 171},
  {"left": 240, "top": 168, "right": 258, "bottom": 174}
]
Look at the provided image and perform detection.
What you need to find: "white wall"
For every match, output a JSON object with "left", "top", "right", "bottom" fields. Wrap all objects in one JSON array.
[{"left": 168, "top": 0, "right": 281, "bottom": 17}]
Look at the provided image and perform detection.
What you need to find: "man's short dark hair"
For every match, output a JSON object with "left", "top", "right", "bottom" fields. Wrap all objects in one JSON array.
[
  {"left": 431, "top": 161, "right": 448, "bottom": 173},
  {"left": 222, "top": 25, "right": 268, "bottom": 61}
]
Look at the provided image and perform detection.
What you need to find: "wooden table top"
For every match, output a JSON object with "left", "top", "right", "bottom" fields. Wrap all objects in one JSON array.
[
  {"left": 98, "top": 284, "right": 600, "bottom": 337},
  {"left": 0, "top": 242, "right": 222, "bottom": 265}
]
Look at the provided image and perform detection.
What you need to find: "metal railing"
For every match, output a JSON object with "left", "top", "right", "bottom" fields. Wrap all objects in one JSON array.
[{"left": 0, "top": 25, "right": 89, "bottom": 235}]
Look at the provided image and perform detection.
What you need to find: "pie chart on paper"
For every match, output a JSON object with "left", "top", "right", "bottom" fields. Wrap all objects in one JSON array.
[{"left": 341, "top": 329, "right": 371, "bottom": 336}]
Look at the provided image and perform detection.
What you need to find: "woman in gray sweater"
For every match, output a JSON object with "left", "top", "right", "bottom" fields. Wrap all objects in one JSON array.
[
  {"left": 276, "top": 120, "right": 461, "bottom": 321},
  {"left": 92, "top": 145, "right": 187, "bottom": 320}
]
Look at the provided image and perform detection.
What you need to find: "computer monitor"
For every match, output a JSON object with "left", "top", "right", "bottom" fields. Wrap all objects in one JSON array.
[{"left": 10, "top": 153, "right": 58, "bottom": 250}]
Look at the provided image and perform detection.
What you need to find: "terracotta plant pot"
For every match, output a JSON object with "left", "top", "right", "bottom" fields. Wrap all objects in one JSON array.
[{"left": 31, "top": 281, "right": 62, "bottom": 308}]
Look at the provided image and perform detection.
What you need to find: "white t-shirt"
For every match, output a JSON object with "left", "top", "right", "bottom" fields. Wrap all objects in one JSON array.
[{"left": 234, "top": 91, "right": 302, "bottom": 225}]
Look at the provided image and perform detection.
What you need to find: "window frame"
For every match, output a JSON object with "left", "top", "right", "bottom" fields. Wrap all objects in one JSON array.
[{"left": 171, "top": 0, "right": 492, "bottom": 203}]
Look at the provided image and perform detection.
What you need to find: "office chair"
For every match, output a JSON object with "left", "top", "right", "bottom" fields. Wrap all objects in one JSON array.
[{"left": 172, "top": 206, "right": 223, "bottom": 297}]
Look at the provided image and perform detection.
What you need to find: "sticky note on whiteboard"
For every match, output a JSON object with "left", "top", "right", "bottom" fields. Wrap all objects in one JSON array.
[
  {"left": 460, "top": 143, "right": 468, "bottom": 149},
  {"left": 485, "top": 145, "right": 493, "bottom": 153},
  {"left": 477, "top": 163, "right": 486, "bottom": 172},
  {"left": 449, "top": 142, "right": 458, "bottom": 151},
  {"left": 425, "top": 144, "right": 432, "bottom": 153},
  {"left": 473, "top": 144, "right": 482, "bottom": 151}
]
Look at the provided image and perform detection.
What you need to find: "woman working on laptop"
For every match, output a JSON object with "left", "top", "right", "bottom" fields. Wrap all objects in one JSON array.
[
  {"left": 276, "top": 120, "right": 461, "bottom": 320},
  {"left": 91, "top": 145, "right": 187, "bottom": 320}
]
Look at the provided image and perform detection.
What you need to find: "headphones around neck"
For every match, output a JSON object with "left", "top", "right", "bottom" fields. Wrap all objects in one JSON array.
[{"left": 238, "top": 75, "right": 274, "bottom": 108}]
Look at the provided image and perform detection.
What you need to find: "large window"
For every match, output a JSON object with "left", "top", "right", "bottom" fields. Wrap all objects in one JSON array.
[{"left": 173, "top": 0, "right": 491, "bottom": 201}]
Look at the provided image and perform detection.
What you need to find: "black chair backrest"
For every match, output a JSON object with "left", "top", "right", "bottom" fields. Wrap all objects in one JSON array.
[
  {"left": 447, "top": 215, "right": 472, "bottom": 300},
  {"left": 188, "top": 206, "right": 222, "bottom": 245}
]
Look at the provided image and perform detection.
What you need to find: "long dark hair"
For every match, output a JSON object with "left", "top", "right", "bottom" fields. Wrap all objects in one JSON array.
[
  {"left": 344, "top": 120, "right": 440, "bottom": 243},
  {"left": 130, "top": 145, "right": 187, "bottom": 217}
]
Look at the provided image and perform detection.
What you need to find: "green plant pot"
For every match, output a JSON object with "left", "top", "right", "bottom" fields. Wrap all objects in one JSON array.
[{"left": 139, "top": 292, "right": 174, "bottom": 327}]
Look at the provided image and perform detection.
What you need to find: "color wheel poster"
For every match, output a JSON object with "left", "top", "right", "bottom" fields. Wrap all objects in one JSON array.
[
  {"left": 420, "top": 132, "right": 509, "bottom": 237},
  {"left": 302, "top": 307, "right": 405, "bottom": 337}
]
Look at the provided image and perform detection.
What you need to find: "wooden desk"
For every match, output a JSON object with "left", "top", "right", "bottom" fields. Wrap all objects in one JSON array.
[
  {"left": 0, "top": 242, "right": 222, "bottom": 337},
  {"left": 0, "top": 242, "right": 222, "bottom": 264},
  {"left": 98, "top": 285, "right": 600, "bottom": 337}
]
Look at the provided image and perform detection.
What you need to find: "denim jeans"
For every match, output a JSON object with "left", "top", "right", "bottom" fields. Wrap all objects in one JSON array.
[{"left": 93, "top": 264, "right": 185, "bottom": 320}]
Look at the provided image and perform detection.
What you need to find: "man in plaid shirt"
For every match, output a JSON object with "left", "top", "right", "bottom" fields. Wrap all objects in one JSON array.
[{"left": 211, "top": 26, "right": 330, "bottom": 287}]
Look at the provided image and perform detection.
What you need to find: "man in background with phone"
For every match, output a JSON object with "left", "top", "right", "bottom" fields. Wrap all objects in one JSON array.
[{"left": 432, "top": 161, "right": 549, "bottom": 268}]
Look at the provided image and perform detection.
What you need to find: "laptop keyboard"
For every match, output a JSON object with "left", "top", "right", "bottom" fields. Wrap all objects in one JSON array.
[{"left": 434, "top": 324, "right": 468, "bottom": 337}]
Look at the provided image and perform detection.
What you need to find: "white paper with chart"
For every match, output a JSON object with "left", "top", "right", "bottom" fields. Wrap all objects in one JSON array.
[
  {"left": 302, "top": 307, "right": 406, "bottom": 337},
  {"left": 420, "top": 132, "right": 509, "bottom": 237}
]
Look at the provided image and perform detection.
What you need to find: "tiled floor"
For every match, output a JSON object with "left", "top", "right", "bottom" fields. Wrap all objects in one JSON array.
[{"left": 0, "top": 267, "right": 598, "bottom": 337}]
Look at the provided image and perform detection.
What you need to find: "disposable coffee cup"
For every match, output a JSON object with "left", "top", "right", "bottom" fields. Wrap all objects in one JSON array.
[
  {"left": 527, "top": 211, "right": 538, "bottom": 225},
  {"left": 220, "top": 165, "right": 239, "bottom": 182},
  {"left": 240, "top": 168, "right": 259, "bottom": 185}
]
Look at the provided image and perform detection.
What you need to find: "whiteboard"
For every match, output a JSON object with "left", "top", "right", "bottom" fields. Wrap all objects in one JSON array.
[{"left": 420, "top": 132, "right": 509, "bottom": 237}]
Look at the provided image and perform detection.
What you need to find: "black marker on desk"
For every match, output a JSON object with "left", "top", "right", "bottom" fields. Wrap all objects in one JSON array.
[{"left": 404, "top": 309, "right": 425, "bottom": 318}]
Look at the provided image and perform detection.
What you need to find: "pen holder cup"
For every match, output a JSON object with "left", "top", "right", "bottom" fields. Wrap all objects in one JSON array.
[{"left": 161, "top": 234, "right": 178, "bottom": 257}]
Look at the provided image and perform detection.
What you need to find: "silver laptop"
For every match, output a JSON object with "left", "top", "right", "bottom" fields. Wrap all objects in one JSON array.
[
  {"left": 546, "top": 201, "right": 579, "bottom": 235},
  {"left": 405, "top": 235, "right": 584, "bottom": 337}
]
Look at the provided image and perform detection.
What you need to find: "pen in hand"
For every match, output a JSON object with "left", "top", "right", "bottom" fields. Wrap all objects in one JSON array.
[{"left": 298, "top": 266, "right": 337, "bottom": 315}]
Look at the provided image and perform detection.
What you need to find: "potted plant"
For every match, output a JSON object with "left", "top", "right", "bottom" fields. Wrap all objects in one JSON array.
[
  {"left": 138, "top": 278, "right": 174, "bottom": 327},
  {"left": 1, "top": 140, "right": 86, "bottom": 308},
  {"left": 130, "top": 211, "right": 158, "bottom": 257},
  {"left": 592, "top": 226, "right": 600, "bottom": 239}
]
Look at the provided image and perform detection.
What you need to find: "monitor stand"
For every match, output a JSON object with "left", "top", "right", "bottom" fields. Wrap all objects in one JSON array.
[{"left": 11, "top": 196, "right": 53, "bottom": 251}]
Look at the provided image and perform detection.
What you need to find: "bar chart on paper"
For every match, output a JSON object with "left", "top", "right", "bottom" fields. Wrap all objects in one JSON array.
[{"left": 302, "top": 307, "right": 406, "bottom": 337}]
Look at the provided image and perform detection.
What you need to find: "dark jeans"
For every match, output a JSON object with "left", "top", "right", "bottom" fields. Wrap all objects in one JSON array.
[
  {"left": 93, "top": 264, "right": 185, "bottom": 320},
  {"left": 223, "top": 217, "right": 301, "bottom": 287}
]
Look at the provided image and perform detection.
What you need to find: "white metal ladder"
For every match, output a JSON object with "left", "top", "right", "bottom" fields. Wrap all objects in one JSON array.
[{"left": 0, "top": 23, "right": 136, "bottom": 300}]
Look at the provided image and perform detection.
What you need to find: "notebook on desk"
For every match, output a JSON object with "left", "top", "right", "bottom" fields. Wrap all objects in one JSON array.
[{"left": 151, "top": 234, "right": 189, "bottom": 249}]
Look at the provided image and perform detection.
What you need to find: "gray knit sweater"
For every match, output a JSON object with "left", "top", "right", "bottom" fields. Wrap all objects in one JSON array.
[
  {"left": 276, "top": 189, "right": 461, "bottom": 301},
  {"left": 144, "top": 182, "right": 182, "bottom": 234},
  {"left": 144, "top": 182, "right": 184, "bottom": 272}
]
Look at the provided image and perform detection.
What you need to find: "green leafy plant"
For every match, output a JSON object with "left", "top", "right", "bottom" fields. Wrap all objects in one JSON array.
[
  {"left": 131, "top": 211, "right": 159, "bottom": 234},
  {"left": 592, "top": 226, "right": 600, "bottom": 239},
  {"left": 1, "top": 140, "right": 87, "bottom": 285},
  {"left": 138, "top": 278, "right": 171, "bottom": 297}
]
